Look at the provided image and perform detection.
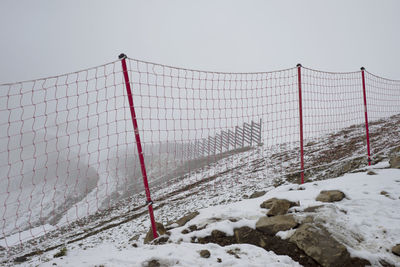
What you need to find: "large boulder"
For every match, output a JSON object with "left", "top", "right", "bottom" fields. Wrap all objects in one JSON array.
[
  {"left": 289, "top": 224, "right": 369, "bottom": 267},
  {"left": 256, "top": 215, "right": 298, "bottom": 235},
  {"left": 316, "top": 190, "right": 345, "bottom": 203},
  {"left": 144, "top": 222, "right": 167, "bottom": 244},
  {"left": 260, "top": 198, "right": 299, "bottom": 216}
]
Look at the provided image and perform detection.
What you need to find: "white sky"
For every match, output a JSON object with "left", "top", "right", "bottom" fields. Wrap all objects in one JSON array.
[{"left": 0, "top": 0, "right": 399, "bottom": 83}]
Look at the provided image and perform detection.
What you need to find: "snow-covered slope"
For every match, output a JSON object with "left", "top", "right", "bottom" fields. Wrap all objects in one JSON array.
[
  {"left": 20, "top": 163, "right": 400, "bottom": 266},
  {"left": 1, "top": 114, "right": 400, "bottom": 265}
]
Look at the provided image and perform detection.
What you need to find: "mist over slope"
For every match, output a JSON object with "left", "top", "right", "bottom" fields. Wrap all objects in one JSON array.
[{"left": 1, "top": 113, "right": 400, "bottom": 265}]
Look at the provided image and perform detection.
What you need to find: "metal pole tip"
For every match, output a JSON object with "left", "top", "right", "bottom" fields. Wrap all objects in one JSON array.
[
  {"left": 119, "top": 53, "right": 127, "bottom": 60},
  {"left": 297, "top": 63, "right": 302, "bottom": 67},
  {"left": 360, "top": 67, "right": 365, "bottom": 71}
]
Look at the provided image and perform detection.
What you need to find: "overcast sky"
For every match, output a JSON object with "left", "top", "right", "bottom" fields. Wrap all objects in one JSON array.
[{"left": 0, "top": 0, "right": 399, "bottom": 84}]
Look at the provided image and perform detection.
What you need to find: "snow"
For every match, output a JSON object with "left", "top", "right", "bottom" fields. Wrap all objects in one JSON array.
[
  {"left": 0, "top": 224, "right": 55, "bottom": 247},
  {"left": 18, "top": 163, "right": 400, "bottom": 267},
  {"left": 38, "top": 243, "right": 300, "bottom": 267}
]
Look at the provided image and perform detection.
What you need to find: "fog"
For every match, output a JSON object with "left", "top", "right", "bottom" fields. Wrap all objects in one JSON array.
[
  {"left": 1, "top": 0, "right": 400, "bottom": 84},
  {"left": 1, "top": 0, "right": 400, "bottom": 240}
]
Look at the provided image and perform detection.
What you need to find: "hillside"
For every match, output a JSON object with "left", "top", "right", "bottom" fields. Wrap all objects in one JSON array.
[
  {"left": 14, "top": 162, "right": 400, "bottom": 266},
  {"left": 1, "top": 114, "right": 400, "bottom": 266}
]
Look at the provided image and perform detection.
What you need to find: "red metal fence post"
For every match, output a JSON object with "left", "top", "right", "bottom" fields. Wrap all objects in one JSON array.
[
  {"left": 360, "top": 67, "right": 372, "bottom": 166},
  {"left": 297, "top": 64, "right": 305, "bottom": 184},
  {"left": 119, "top": 53, "right": 158, "bottom": 239}
]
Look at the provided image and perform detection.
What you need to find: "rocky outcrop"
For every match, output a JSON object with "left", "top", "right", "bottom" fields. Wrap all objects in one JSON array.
[
  {"left": 316, "top": 190, "right": 345, "bottom": 202},
  {"left": 144, "top": 222, "right": 167, "bottom": 244},
  {"left": 198, "top": 226, "right": 320, "bottom": 266},
  {"left": 260, "top": 198, "right": 299, "bottom": 216},
  {"left": 256, "top": 214, "right": 298, "bottom": 235},
  {"left": 173, "top": 196, "right": 372, "bottom": 267},
  {"left": 289, "top": 223, "right": 369, "bottom": 267}
]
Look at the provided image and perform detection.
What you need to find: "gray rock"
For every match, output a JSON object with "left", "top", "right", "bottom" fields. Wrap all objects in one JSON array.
[
  {"left": 249, "top": 191, "right": 266, "bottom": 199},
  {"left": 316, "top": 190, "right": 345, "bottom": 202},
  {"left": 175, "top": 211, "right": 200, "bottom": 227},
  {"left": 303, "top": 205, "right": 324, "bottom": 213},
  {"left": 256, "top": 215, "right": 298, "bottom": 235},
  {"left": 260, "top": 198, "right": 299, "bottom": 216},
  {"left": 289, "top": 224, "right": 352, "bottom": 267},
  {"left": 200, "top": 249, "right": 211, "bottom": 258},
  {"left": 143, "top": 259, "right": 161, "bottom": 267},
  {"left": 260, "top": 198, "right": 278, "bottom": 209},
  {"left": 389, "top": 155, "right": 400, "bottom": 169},
  {"left": 144, "top": 222, "right": 167, "bottom": 244},
  {"left": 392, "top": 244, "right": 400, "bottom": 256},
  {"left": 234, "top": 226, "right": 263, "bottom": 246}
]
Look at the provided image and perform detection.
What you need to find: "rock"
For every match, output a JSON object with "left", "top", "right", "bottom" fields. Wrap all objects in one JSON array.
[
  {"left": 129, "top": 234, "right": 140, "bottom": 242},
  {"left": 379, "top": 259, "right": 396, "bottom": 267},
  {"left": 152, "top": 236, "right": 169, "bottom": 245},
  {"left": 341, "top": 161, "right": 354, "bottom": 173},
  {"left": 249, "top": 191, "right": 266, "bottom": 199},
  {"left": 260, "top": 198, "right": 298, "bottom": 210},
  {"left": 303, "top": 205, "right": 324, "bottom": 213},
  {"left": 143, "top": 259, "right": 161, "bottom": 267},
  {"left": 198, "top": 230, "right": 236, "bottom": 246},
  {"left": 260, "top": 198, "right": 278, "bottom": 209},
  {"left": 289, "top": 224, "right": 369, "bottom": 267},
  {"left": 260, "top": 198, "right": 299, "bottom": 216},
  {"left": 381, "top": 191, "right": 390, "bottom": 198},
  {"left": 196, "top": 226, "right": 321, "bottom": 267},
  {"left": 144, "top": 222, "right": 167, "bottom": 244},
  {"left": 316, "top": 190, "right": 345, "bottom": 202},
  {"left": 367, "top": 170, "right": 377, "bottom": 175},
  {"left": 234, "top": 227, "right": 263, "bottom": 246},
  {"left": 392, "top": 244, "right": 400, "bottom": 256},
  {"left": 53, "top": 247, "right": 67, "bottom": 258},
  {"left": 234, "top": 227, "right": 320, "bottom": 266},
  {"left": 389, "top": 150, "right": 400, "bottom": 169},
  {"left": 175, "top": 211, "right": 200, "bottom": 227},
  {"left": 256, "top": 215, "right": 298, "bottom": 235},
  {"left": 200, "top": 249, "right": 211, "bottom": 258},
  {"left": 181, "top": 229, "right": 189, "bottom": 234},
  {"left": 301, "top": 216, "right": 314, "bottom": 224},
  {"left": 14, "top": 256, "right": 29, "bottom": 263},
  {"left": 227, "top": 248, "right": 241, "bottom": 259}
]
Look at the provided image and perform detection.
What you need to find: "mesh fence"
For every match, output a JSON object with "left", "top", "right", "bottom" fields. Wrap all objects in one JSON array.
[{"left": 1, "top": 58, "right": 400, "bottom": 254}]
